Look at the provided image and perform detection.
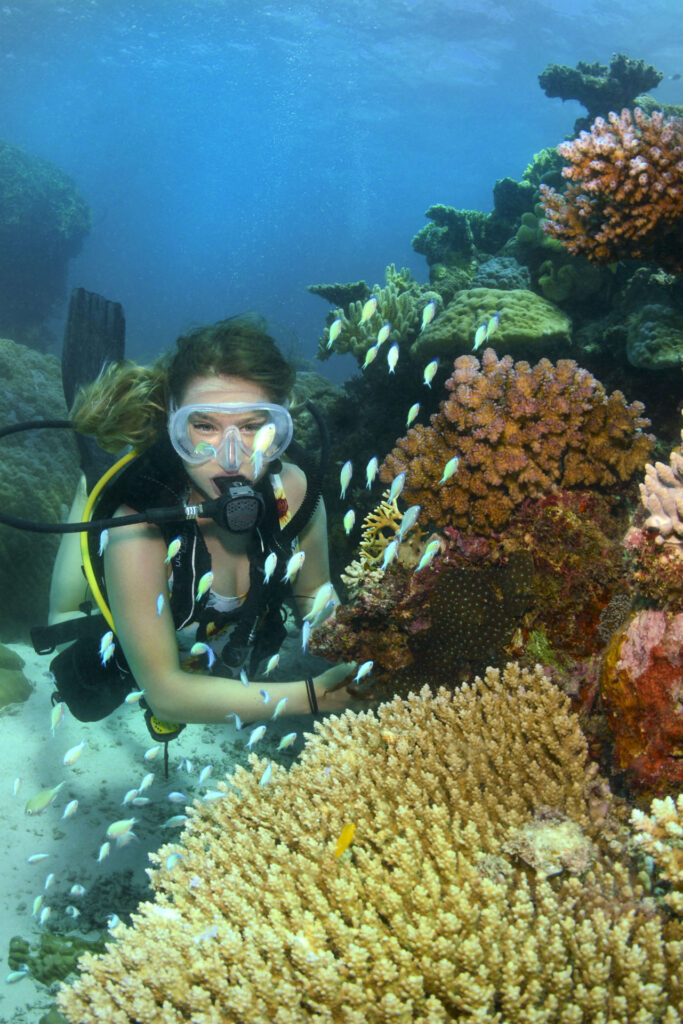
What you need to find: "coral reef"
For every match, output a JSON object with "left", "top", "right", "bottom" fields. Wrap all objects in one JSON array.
[
  {"left": 0, "top": 139, "right": 90, "bottom": 342},
  {"left": 412, "top": 287, "right": 571, "bottom": 361},
  {"left": 639, "top": 414, "right": 683, "bottom": 548},
  {"left": 601, "top": 609, "right": 683, "bottom": 796},
  {"left": 504, "top": 490, "right": 631, "bottom": 657},
  {"left": 57, "top": 664, "right": 683, "bottom": 1024},
  {"left": 540, "top": 108, "right": 683, "bottom": 272},
  {"left": 313, "top": 265, "right": 438, "bottom": 367},
  {"left": 631, "top": 794, "right": 683, "bottom": 915},
  {"left": 625, "top": 302, "right": 683, "bottom": 369},
  {"left": 538, "top": 53, "right": 664, "bottom": 130},
  {"left": 380, "top": 348, "right": 654, "bottom": 535},
  {"left": 9, "top": 932, "right": 107, "bottom": 987},
  {"left": 470, "top": 256, "right": 531, "bottom": 291}
]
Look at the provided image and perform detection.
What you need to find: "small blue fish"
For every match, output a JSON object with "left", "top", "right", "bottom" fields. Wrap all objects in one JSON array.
[
  {"left": 381, "top": 539, "right": 399, "bottom": 572},
  {"left": 414, "top": 539, "right": 442, "bottom": 574},
  {"left": 166, "top": 853, "right": 183, "bottom": 870},
  {"left": 271, "top": 697, "right": 288, "bottom": 719},
  {"left": 353, "top": 660, "right": 374, "bottom": 684},
  {"left": 263, "top": 552, "right": 278, "bottom": 583},
  {"left": 376, "top": 321, "right": 391, "bottom": 346},
  {"left": 98, "top": 529, "right": 109, "bottom": 556},
  {"left": 164, "top": 537, "right": 181, "bottom": 564},
  {"left": 301, "top": 620, "right": 311, "bottom": 653},
  {"left": 472, "top": 322, "right": 487, "bottom": 351},
  {"left": 264, "top": 653, "right": 280, "bottom": 676},
  {"left": 190, "top": 642, "right": 216, "bottom": 669},
  {"left": 388, "top": 472, "right": 406, "bottom": 505},
  {"left": 161, "top": 815, "right": 189, "bottom": 828},
  {"left": 421, "top": 301, "right": 436, "bottom": 331},
  {"left": 340, "top": 460, "right": 353, "bottom": 499},
  {"left": 397, "top": 505, "right": 421, "bottom": 541},
  {"left": 259, "top": 689, "right": 271, "bottom": 704},
  {"left": 439, "top": 456, "right": 460, "bottom": 484},
  {"left": 156, "top": 593, "right": 165, "bottom": 616},
  {"left": 284, "top": 551, "right": 306, "bottom": 582},
  {"left": 70, "top": 884, "right": 86, "bottom": 897},
  {"left": 423, "top": 359, "right": 438, "bottom": 388},
  {"left": 240, "top": 668, "right": 249, "bottom": 687},
  {"left": 247, "top": 724, "right": 266, "bottom": 749},
  {"left": 198, "top": 765, "right": 213, "bottom": 785},
  {"left": 226, "top": 712, "right": 244, "bottom": 731},
  {"left": 124, "top": 689, "right": 145, "bottom": 705},
  {"left": 362, "top": 344, "right": 379, "bottom": 370},
  {"left": 365, "top": 456, "right": 379, "bottom": 489},
  {"left": 167, "top": 791, "right": 188, "bottom": 804},
  {"left": 406, "top": 402, "right": 420, "bottom": 428},
  {"left": 259, "top": 762, "right": 273, "bottom": 786},
  {"left": 197, "top": 571, "right": 214, "bottom": 600},
  {"left": 277, "top": 732, "right": 297, "bottom": 750},
  {"left": 343, "top": 509, "right": 356, "bottom": 535},
  {"left": 326, "top": 317, "right": 343, "bottom": 349},
  {"left": 387, "top": 343, "right": 399, "bottom": 373},
  {"left": 359, "top": 296, "right": 377, "bottom": 324}
]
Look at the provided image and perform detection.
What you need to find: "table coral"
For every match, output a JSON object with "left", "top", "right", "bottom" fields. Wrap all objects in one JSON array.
[
  {"left": 57, "top": 663, "right": 683, "bottom": 1024},
  {"left": 380, "top": 348, "right": 654, "bottom": 535},
  {"left": 539, "top": 108, "right": 683, "bottom": 272},
  {"left": 601, "top": 609, "right": 683, "bottom": 796}
]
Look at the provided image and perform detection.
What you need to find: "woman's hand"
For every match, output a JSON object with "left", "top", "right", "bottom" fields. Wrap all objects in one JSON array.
[{"left": 312, "top": 661, "right": 358, "bottom": 713}]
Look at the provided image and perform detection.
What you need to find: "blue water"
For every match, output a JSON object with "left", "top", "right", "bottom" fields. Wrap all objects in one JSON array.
[{"left": 1, "top": 0, "right": 682, "bottom": 379}]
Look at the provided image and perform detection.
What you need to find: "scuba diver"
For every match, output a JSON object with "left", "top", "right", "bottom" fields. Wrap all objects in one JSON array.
[{"left": 24, "top": 292, "right": 356, "bottom": 745}]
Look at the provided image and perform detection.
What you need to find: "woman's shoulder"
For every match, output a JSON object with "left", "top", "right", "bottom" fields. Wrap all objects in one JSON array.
[{"left": 277, "top": 461, "right": 307, "bottom": 513}]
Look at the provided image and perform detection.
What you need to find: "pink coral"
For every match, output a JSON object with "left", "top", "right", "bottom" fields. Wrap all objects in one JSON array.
[
  {"left": 540, "top": 108, "right": 683, "bottom": 271},
  {"left": 380, "top": 349, "right": 653, "bottom": 535}
]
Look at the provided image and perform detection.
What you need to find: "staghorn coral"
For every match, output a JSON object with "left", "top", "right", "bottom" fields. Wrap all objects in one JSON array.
[
  {"left": 315, "top": 265, "right": 439, "bottom": 366},
  {"left": 631, "top": 795, "right": 683, "bottom": 915},
  {"left": 381, "top": 348, "right": 654, "bottom": 535},
  {"left": 540, "top": 108, "right": 683, "bottom": 272},
  {"left": 57, "top": 663, "right": 683, "bottom": 1024},
  {"left": 601, "top": 609, "right": 683, "bottom": 796}
]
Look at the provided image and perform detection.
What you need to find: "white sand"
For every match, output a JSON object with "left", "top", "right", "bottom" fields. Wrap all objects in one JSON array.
[{"left": 0, "top": 638, "right": 320, "bottom": 1024}]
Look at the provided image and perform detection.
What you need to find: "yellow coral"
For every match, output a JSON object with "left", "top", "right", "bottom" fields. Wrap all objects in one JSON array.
[
  {"left": 631, "top": 794, "right": 683, "bottom": 915},
  {"left": 58, "top": 664, "right": 683, "bottom": 1023}
]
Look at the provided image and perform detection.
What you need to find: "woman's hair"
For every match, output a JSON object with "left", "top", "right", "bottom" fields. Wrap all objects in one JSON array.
[{"left": 70, "top": 315, "right": 297, "bottom": 453}]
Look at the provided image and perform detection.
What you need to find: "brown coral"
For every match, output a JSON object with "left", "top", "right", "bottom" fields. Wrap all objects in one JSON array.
[
  {"left": 540, "top": 108, "right": 683, "bottom": 271},
  {"left": 57, "top": 664, "right": 683, "bottom": 1024},
  {"left": 381, "top": 348, "right": 654, "bottom": 535}
]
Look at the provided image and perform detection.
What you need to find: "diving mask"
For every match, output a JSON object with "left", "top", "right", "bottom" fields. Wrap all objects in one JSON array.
[{"left": 168, "top": 402, "right": 294, "bottom": 473}]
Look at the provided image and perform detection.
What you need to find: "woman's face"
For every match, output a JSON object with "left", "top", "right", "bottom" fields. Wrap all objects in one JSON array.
[{"left": 177, "top": 374, "right": 273, "bottom": 498}]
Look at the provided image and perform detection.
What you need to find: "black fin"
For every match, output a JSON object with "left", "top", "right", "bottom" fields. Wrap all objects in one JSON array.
[{"left": 61, "top": 287, "right": 126, "bottom": 490}]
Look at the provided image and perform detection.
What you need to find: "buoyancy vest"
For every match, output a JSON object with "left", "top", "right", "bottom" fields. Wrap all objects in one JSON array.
[{"left": 89, "top": 434, "right": 312, "bottom": 677}]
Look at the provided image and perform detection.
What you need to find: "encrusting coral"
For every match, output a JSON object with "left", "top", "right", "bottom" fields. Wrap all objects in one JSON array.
[
  {"left": 57, "top": 663, "right": 683, "bottom": 1023},
  {"left": 540, "top": 108, "right": 683, "bottom": 272},
  {"left": 380, "top": 347, "right": 654, "bottom": 535}
]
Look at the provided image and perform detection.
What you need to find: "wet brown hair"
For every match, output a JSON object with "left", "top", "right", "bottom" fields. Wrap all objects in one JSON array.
[{"left": 70, "top": 315, "right": 296, "bottom": 452}]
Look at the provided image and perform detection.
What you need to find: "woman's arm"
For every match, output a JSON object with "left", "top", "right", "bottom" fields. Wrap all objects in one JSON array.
[{"left": 104, "top": 507, "right": 351, "bottom": 724}]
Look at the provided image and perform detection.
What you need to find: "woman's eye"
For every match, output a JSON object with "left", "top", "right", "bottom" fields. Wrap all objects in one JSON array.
[{"left": 242, "top": 421, "right": 266, "bottom": 434}]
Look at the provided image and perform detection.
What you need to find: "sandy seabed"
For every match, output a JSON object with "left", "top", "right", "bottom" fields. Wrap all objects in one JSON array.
[{"left": 0, "top": 637, "right": 323, "bottom": 1024}]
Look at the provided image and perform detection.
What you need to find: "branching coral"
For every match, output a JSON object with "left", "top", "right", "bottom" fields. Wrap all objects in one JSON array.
[
  {"left": 57, "top": 663, "right": 683, "bottom": 1023},
  {"left": 539, "top": 108, "right": 683, "bottom": 271},
  {"left": 380, "top": 348, "right": 654, "bottom": 535},
  {"left": 631, "top": 795, "right": 683, "bottom": 915},
  {"left": 316, "top": 264, "right": 440, "bottom": 366}
]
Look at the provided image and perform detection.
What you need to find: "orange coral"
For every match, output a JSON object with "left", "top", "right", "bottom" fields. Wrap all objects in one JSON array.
[
  {"left": 380, "top": 348, "right": 653, "bottom": 535},
  {"left": 540, "top": 108, "right": 683, "bottom": 271}
]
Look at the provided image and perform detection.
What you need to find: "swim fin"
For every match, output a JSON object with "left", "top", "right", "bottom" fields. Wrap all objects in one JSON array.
[{"left": 61, "top": 287, "right": 126, "bottom": 490}]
